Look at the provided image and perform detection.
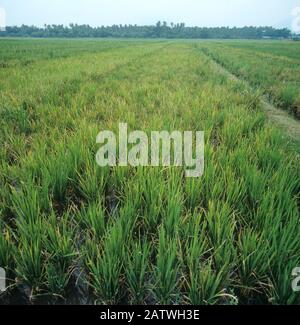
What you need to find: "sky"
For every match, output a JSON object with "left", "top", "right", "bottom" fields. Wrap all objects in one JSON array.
[{"left": 0, "top": 0, "right": 300, "bottom": 28}]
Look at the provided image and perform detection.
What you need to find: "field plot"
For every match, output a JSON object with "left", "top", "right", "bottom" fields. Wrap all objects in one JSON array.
[
  {"left": 216, "top": 40, "right": 300, "bottom": 61},
  {"left": 0, "top": 39, "right": 299, "bottom": 305},
  {"left": 201, "top": 41, "right": 300, "bottom": 118}
]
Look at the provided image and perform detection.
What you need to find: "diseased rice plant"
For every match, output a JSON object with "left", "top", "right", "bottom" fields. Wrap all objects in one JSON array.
[
  {"left": 153, "top": 228, "right": 179, "bottom": 304},
  {"left": 126, "top": 240, "right": 151, "bottom": 304}
]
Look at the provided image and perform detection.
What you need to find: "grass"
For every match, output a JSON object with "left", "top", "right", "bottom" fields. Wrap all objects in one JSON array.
[{"left": 0, "top": 39, "right": 299, "bottom": 305}]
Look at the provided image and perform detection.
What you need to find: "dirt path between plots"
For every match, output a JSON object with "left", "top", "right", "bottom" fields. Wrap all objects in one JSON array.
[{"left": 202, "top": 51, "right": 300, "bottom": 146}]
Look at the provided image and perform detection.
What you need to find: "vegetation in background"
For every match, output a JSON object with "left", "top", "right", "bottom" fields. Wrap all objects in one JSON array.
[{"left": 1, "top": 22, "right": 292, "bottom": 39}]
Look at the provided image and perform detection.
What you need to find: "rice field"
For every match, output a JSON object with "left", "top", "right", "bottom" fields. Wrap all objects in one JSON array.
[
  {"left": 201, "top": 41, "right": 300, "bottom": 118},
  {"left": 0, "top": 39, "right": 299, "bottom": 305}
]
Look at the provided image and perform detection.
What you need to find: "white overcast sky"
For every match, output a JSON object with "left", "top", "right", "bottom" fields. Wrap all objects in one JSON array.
[{"left": 0, "top": 0, "right": 299, "bottom": 27}]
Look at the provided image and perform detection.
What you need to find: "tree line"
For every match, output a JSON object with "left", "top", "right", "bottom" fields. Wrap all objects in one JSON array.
[{"left": 1, "top": 22, "right": 292, "bottom": 39}]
